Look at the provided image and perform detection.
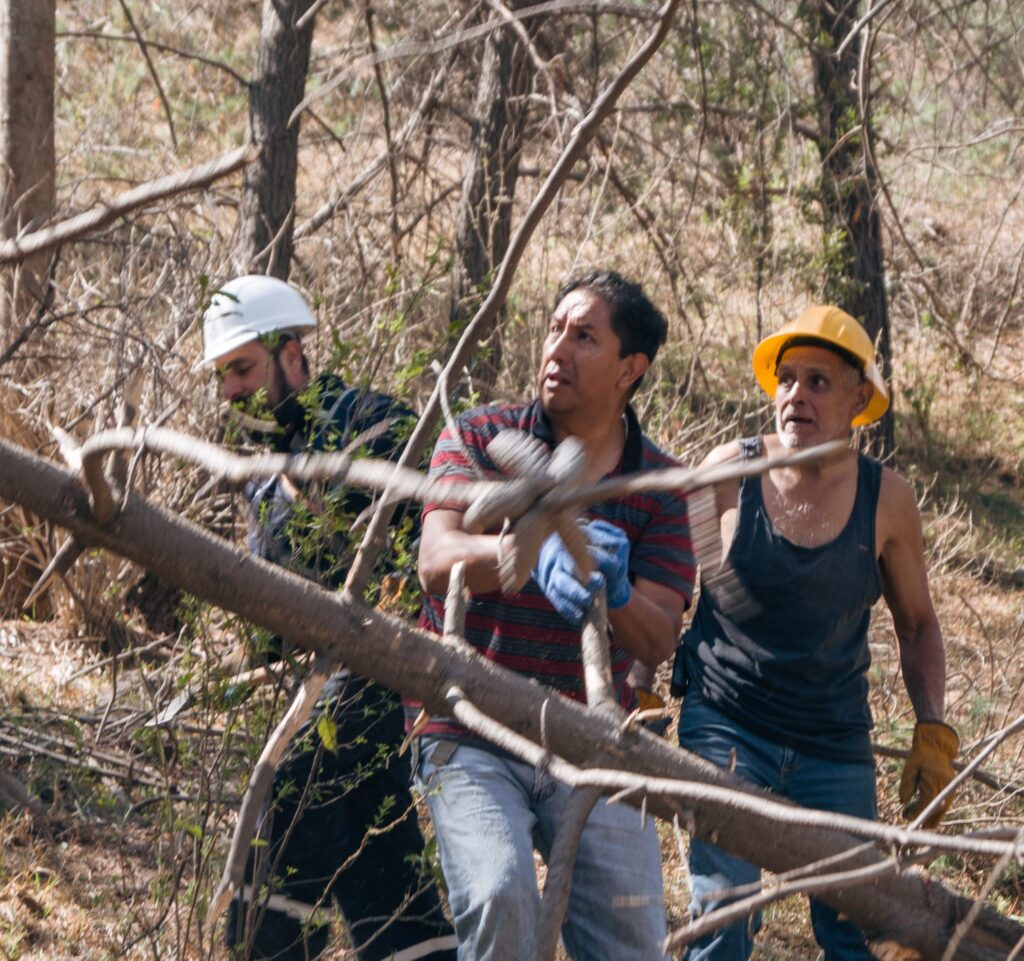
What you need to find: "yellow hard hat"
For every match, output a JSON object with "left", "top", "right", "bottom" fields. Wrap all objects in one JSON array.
[{"left": 752, "top": 305, "right": 890, "bottom": 427}]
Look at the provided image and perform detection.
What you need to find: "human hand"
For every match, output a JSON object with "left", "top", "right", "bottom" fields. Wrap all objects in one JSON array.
[
  {"left": 532, "top": 530, "right": 603, "bottom": 627},
  {"left": 899, "top": 721, "right": 959, "bottom": 828},
  {"left": 586, "top": 519, "right": 632, "bottom": 610}
]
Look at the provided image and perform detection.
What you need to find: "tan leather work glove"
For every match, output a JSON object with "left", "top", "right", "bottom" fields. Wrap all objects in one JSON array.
[
  {"left": 635, "top": 688, "right": 670, "bottom": 736},
  {"left": 899, "top": 721, "right": 959, "bottom": 828}
]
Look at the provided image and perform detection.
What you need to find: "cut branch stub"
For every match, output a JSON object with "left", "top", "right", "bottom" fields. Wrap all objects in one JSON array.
[
  {"left": 487, "top": 429, "right": 552, "bottom": 476},
  {"left": 463, "top": 432, "right": 595, "bottom": 593},
  {"left": 462, "top": 476, "right": 546, "bottom": 534}
]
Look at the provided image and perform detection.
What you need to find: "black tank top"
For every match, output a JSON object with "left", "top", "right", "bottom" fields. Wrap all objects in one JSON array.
[{"left": 682, "top": 437, "right": 883, "bottom": 762}]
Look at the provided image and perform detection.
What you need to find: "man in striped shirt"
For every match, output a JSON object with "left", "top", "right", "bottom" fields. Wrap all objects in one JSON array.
[{"left": 412, "top": 271, "right": 695, "bottom": 961}]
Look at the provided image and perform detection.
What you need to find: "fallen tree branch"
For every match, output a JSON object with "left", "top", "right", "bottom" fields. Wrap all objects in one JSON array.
[
  {"left": 0, "top": 144, "right": 258, "bottom": 265},
  {"left": 440, "top": 687, "right": 1020, "bottom": 861},
  {"left": 1, "top": 438, "right": 1022, "bottom": 959},
  {"left": 532, "top": 786, "right": 602, "bottom": 959},
  {"left": 208, "top": 652, "right": 335, "bottom": 923},
  {"left": 0, "top": 724, "right": 164, "bottom": 789},
  {"left": 74, "top": 424, "right": 846, "bottom": 531}
]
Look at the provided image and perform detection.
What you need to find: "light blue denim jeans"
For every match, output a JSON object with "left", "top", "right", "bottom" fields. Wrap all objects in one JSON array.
[
  {"left": 677, "top": 694, "right": 877, "bottom": 961},
  {"left": 415, "top": 737, "right": 669, "bottom": 961}
]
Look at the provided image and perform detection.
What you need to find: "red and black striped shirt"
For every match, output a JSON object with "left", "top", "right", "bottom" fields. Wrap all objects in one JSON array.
[{"left": 408, "top": 400, "right": 695, "bottom": 737}]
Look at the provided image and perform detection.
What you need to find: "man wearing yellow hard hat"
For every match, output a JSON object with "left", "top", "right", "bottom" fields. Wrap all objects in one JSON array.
[{"left": 671, "top": 305, "right": 957, "bottom": 960}]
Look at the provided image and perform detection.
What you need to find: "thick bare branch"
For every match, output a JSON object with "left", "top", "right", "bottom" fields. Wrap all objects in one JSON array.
[
  {"left": 208, "top": 653, "right": 335, "bottom": 924},
  {"left": 74, "top": 425, "right": 847, "bottom": 533},
  {"left": 532, "top": 786, "right": 602, "bottom": 959},
  {"left": 0, "top": 144, "right": 258, "bottom": 265},
  {"left": 1, "top": 437, "right": 1022, "bottom": 959},
  {"left": 581, "top": 594, "right": 615, "bottom": 709}
]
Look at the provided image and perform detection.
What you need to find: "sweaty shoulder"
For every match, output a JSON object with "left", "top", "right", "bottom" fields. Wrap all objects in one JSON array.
[
  {"left": 700, "top": 439, "right": 743, "bottom": 469},
  {"left": 877, "top": 465, "right": 922, "bottom": 548},
  {"left": 693, "top": 439, "right": 744, "bottom": 521}
]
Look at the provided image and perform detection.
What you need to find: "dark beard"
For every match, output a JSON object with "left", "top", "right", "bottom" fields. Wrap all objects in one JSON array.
[
  {"left": 269, "top": 354, "right": 306, "bottom": 438},
  {"left": 231, "top": 356, "right": 307, "bottom": 449}
]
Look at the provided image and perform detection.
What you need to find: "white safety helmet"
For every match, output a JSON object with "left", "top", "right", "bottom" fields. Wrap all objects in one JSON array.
[{"left": 200, "top": 275, "right": 317, "bottom": 366}]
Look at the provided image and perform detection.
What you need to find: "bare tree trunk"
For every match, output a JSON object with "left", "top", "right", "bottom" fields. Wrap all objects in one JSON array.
[
  {"left": 234, "top": 0, "right": 318, "bottom": 280},
  {"left": 0, "top": 0, "right": 55, "bottom": 343},
  {"left": 450, "top": 3, "right": 535, "bottom": 392},
  {"left": 807, "top": 0, "right": 894, "bottom": 457}
]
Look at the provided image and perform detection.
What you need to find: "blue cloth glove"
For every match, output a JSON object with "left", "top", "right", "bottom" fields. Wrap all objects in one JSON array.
[
  {"left": 533, "top": 530, "right": 603, "bottom": 627},
  {"left": 586, "top": 519, "right": 632, "bottom": 609}
]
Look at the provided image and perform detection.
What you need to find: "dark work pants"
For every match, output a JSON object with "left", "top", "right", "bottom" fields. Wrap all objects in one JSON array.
[
  {"left": 678, "top": 693, "right": 876, "bottom": 961},
  {"left": 228, "top": 676, "right": 457, "bottom": 961}
]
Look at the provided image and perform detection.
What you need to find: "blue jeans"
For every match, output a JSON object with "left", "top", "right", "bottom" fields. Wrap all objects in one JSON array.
[
  {"left": 415, "top": 737, "right": 669, "bottom": 961},
  {"left": 678, "top": 695, "right": 877, "bottom": 961}
]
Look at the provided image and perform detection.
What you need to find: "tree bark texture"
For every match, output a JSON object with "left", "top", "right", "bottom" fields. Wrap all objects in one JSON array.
[
  {"left": 0, "top": 0, "right": 55, "bottom": 341},
  {"left": 450, "top": 3, "right": 535, "bottom": 391},
  {"left": 0, "top": 436, "right": 1021, "bottom": 961},
  {"left": 234, "top": 0, "right": 318, "bottom": 280},
  {"left": 807, "top": 0, "right": 894, "bottom": 456}
]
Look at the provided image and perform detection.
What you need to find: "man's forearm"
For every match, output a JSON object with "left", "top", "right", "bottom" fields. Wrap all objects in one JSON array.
[
  {"left": 418, "top": 528, "right": 508, "bottom": 596},
  {"left": 608, "top": 591, "right": 680, "bottom": 668},
  {"left": 898, "top": 621, "right": 946, "bottom": 723}
]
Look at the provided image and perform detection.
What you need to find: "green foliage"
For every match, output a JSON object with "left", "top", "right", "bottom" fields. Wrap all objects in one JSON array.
[{"left": 316, "top": 715, "right": 339, "bottom": 753}]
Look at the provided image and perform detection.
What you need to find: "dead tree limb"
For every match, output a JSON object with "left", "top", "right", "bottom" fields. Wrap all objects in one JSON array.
[
  {"left": 580, "top": 594, "right": 615, "bottom": 710},
  {"left": 0, "top": 143, "right": 258, "bottom": 265},
  {"left": 72, "top": 423, "right": 846, "bottom": 534},
  {"left": 532, "top": 786, "right": 602, "bottom": 959},
  {"left": 0, "top": 437, "right": 1023, "bottom": 959},
  {"left": 208, "top": 652, "right": 335, "bottom": 923},
  {"left": 439, "top": 686, "right": 1017, "bottom": 861},
  {"left": 534, "top": 588, "right": 613, "bottom": 956},
  {"left": 68, "top": 423, "right": 836, "bottom": 919}
]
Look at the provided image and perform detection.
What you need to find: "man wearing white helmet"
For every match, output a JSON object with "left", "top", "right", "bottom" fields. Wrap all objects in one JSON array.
[
  {"left": 672, "top": 306, "right": 957, "bottom": 961},
  {"left": 201, "top": 275, "right": 457, "bottom": 961}
]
